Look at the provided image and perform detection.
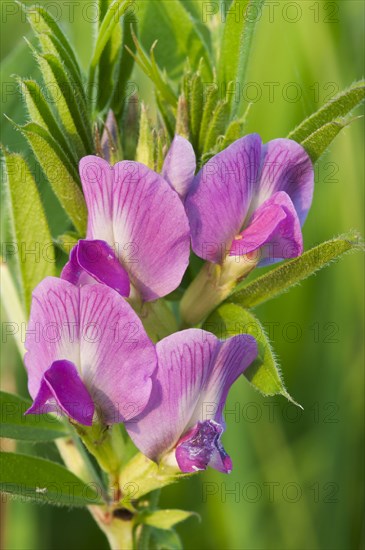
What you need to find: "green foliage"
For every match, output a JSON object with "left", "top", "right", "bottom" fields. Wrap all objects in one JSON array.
[
  {"left": 88, "top": 0, "right": 131, "bottom": 102},
  {"left": 2, "top": 150, "right": 56, "bottom": 313},
  {"left": 138, "top": 509, "right": 197, "bottom": 530},
  {"left": 150, "top": 528, "right": 182, "bottom": 550},
  {"left": 228, "top": 232, "right": 363, "bottom": 309},
  {"left": 288, "top": 80, "right": 365, "bottom": 160},
  {"left": 0, "top": 452, "right": 103, "bottom": 507},
  {"left": 19, "top": 79, "right": 78, "bottom": 164},
  {"left": 15, "top": 122, "right": 87, "bottom": 235},
  {"left": 136, "top": 104, "right": 155, "bottom": 168},
  {"left": 97, "top": 0, "right": 123, "bottom": 110},
  {"left": 218, "top": 0, "right": 265, "bottom": 116},
  {"left": 0, "top": 391, "right": 67, "bottom": 441},
  {"left": 137, "top": 0, "right": 213, "bottom": 82},
  {"left": 204, "top": 304, "right": 296, "bottom": 400}
]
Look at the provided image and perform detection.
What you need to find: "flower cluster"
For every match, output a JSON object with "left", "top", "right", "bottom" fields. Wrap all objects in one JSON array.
[{"left": 25, "top": 134, "right": 313, "bottom": 474}]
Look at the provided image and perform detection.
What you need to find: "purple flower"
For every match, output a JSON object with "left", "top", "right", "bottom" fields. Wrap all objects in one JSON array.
[
  {"left": 62, "top": 139, "right": 195, "bottom": 301},
  {"left": 125, "top": 330, "right": 257, "bottom": 473},
  {"left": 185, "top": 134, "right": 314, "bottom": 265},
  {"left": 161, "top": 135, "right": 196, "bottom": 200},
  {"left": 25, "top": 277, "right": 157, "bottom": 426}
]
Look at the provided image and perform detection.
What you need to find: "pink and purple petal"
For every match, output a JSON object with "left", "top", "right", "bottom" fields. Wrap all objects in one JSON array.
[
  {"left": 257, "top": 138, "right": 314, "bottom": 225},
  {"left": 125, "top": 330, "right": 257, "bottom": 473},
  {"left": 125, "top": 329, "right": 219, "bottom": 461},
  {"left": 79, "top": 156, "right": 115, "bottom": 244},
  {"left": 161, "top": 135, "right": 196, "bottom": 199},
  {"left": 79, "top": 284, "right": 157, "bottom": 424},
  {"left": 62, "top": 240, "right": 130, "bottom": 297},
  {"left": 26, "top": 360, "right": 94, "bottom": 426},
  {"left": 229, "top": 191, "right": 303, "bottom": 263},
  {"left": 175, "top": 420, "right": 232, "bottom": 473},
  {"left": 25, "top": 278, "right": 156, "bottom": 425},
  {"left": 112, "top": 161, "right": 191, "bottom": 301},
  {"left": 185, "top": 134, "right": 262, "bottom": 263}
]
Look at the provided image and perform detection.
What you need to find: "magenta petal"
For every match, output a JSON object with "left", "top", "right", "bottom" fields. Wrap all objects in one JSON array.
[
  {"left": 230, "top": 191, "right": 303, "bottom": 262},
  {"left": 125, "top": 330, "right": 258, "bottom": 472},
  {"left": 112, "top": 161, "right": 190, "bottom": 301},
  {"left": 77, "top": 240, "right": 130, "bottom": 297},
  {"left": 161, "top": 135, "right": 196, "bottom": 199},
  {"left": 175, "top": 420, "right": 232, "bottom": 473},
  {"left": 79, "top": 284, "right": 156, "bottom": 423},
  {"left": 25, "top": 278, "right": 156, "bottom": 425},
  {"left": 186, "top": 134, "right": 262, "bottom": 263},
  {"left": 257, "top": 138, "right": 314, "bottom": 225},
  {"left": 79, "top": 156, "right": 114, "bottom": 243},
  {"left": 26, "top": 360, "right": 94, "bottom": 425},
  {"left": 125, "top": 329, "right": 219, "bottom": 461}
]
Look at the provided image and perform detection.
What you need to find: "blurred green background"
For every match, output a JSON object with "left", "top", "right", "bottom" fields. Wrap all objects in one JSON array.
[{"left": 1, "top": 1, "right": 364, "bottom": 549}]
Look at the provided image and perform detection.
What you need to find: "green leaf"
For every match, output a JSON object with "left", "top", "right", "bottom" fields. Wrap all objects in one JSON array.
[
  {"left": 24, "top": 4, "right": 80, "bottom": 72},
  {"left": 135, "top": 104, "right": 155, "bottom": 169},
  {"left": 288, "top": 80, "right": 364, "bottom": 143},
  {"left": 2, "top": 150, "right": 56, "bottom": 313},
  {"left": 218, "top": 0, "right": 265, "bottom": 116},
  {"left": 88, "top": 0, "right": 131, "bottom": 102},
  {"left": 54, "top": 231, "right": 79, "bottom": 255},
  {"left": 198, "top": 84, "right": 219, "bottom": 152},
  {"left": 139, "top": 509, "right": 197, "bottom": 530},
  {"left": 110, "top": 13, "right": 137, "bottom": 117},
  {"left": 0, "top": 392, "right": 67, "bottom": 441},
  {"left": 0, "top": 452, "right": 103, "bottom": 507},
  {"left": 36, "top": 32, "right": 87, "bottom": 106},
  {"left": 127, "top": 33, "right": 178, "bottom": 109},
  {"left": 202, "top": 100, "right": 230, "bottom": 154},
  {"left": 151, "top": 528, "right": 182, "bottom": 550},
  {"left": 228, "top": 232, "right": 363, "bottom": 309},
  {"left": 17, "top": 122, "right": 87, "bottom": 235},
  {"left": 97, "top": 0, "right": 123, "bottom": 110},
  {"left": 19, "top": 79, "right": 78, "bottom": 164},
  {"left": 188, "top": 72, "right": 204, "bottom": 150},
  {"left": 137, "top": 0, "right": 212, "bottom": 82},
  {"left": 204, "top": 303, "right": 295, "bottom": 399},
  {"left": 301, "top": 117, "right": 360, "bottom": 163},
  {"left": 35, "top": 51, "right": 93, "bottom": 156}
]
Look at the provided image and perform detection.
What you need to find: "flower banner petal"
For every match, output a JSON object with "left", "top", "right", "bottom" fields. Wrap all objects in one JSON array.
[
  {"left": 79, "top": 284, "right": 157, "bottom": 423},
  {"left": 186, "top": 134, "right": 262, "bottom": 263},
  {"left": 112, "top": 161, "right": 190, "bottom": 301},
  {"left": 79, "top": 156, "right": 114, "bottom": 244},
  {"left": 125, "top": 329, "right": 219, "bottom": 460},
  {"left": 161, "top": 135, "right": 196, "bottom": 199}
]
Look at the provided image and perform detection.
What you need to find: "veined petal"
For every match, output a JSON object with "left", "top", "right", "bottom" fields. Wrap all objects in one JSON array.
[
  {"left": 25, "top": 360, "right": 94, "bottom": 426},
  {"left": 25, "top": 278, "right": 156, "bottom": 425},
  {"left": 161, "top": 135, "right": 196, "bottom": 199},
  {"left": 79, "top": 156, "right": 114, "bottom": 244},
  {"left": 125, "top": 330, "right": 258, "bottom": 473},
  {"left": 125, "top": 329, "right": 219, "bottom": 460},
  {"left": 112, "top": 161, "right": 190, "bottom": 301},
  {"left": 61, "top": 240, "right": 130, "bottom": 297},
  {"left": 257, "top": 138, "right": 314, "bottom": 225},
  {"left": 175, "top": 420, "right": 232, "bottom": 473},
  {"left": 79, "top": 284, "right": 157, "bottom": 423},
  {"left": 186, "top": 134, "right": 262, "bottom": 263},
  {"left": 190, "top": 334, "right": 258, "bottom": 427},
  {"left": 25, "top": 277, "right": 81, "bottom": 401},
  {"left": 229, "top": 191, "right": 303, "bottom": 263}
]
